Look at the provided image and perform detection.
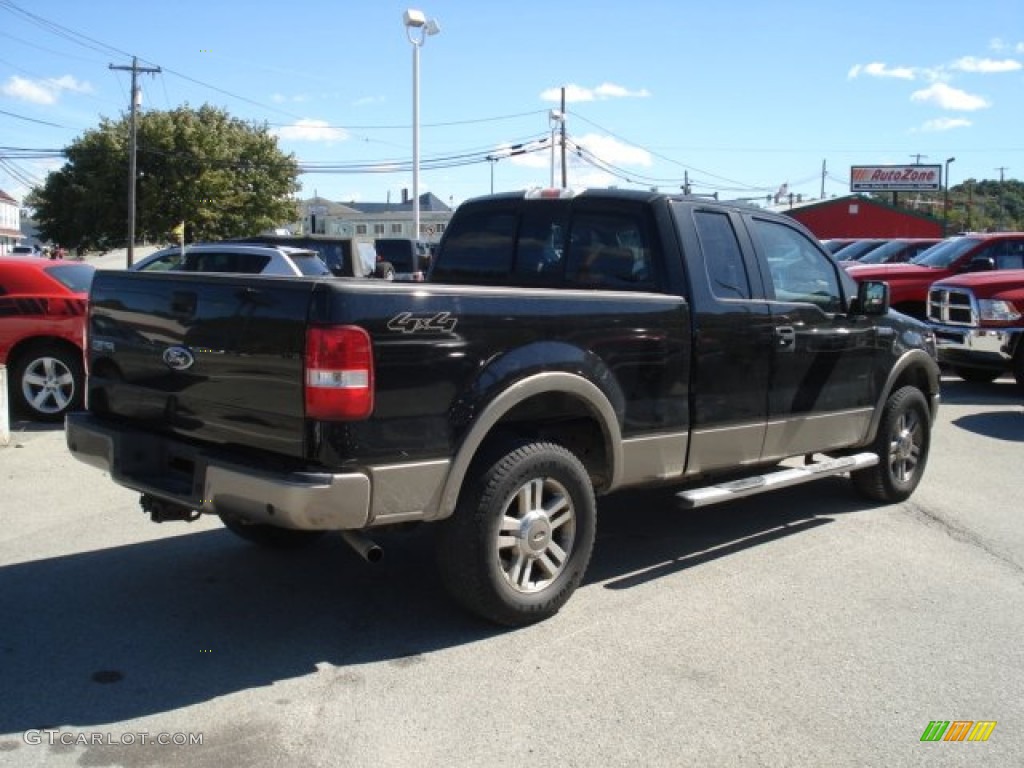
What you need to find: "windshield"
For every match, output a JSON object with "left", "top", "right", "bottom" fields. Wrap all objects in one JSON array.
[
  {"left": 43, "top": 263, "right": 95, "bottom": 292},
  {"left": 374, "top": 240, "right": 415, "bottom": 271},
  {"left": 911, "top": 237, "right": 978, "bottom": 267},
  {"left": 853, "top": 241, "right": 905, "bottom": 265},
  {"left": 834, "top": 240, "right": 886, "bottom": 261}
]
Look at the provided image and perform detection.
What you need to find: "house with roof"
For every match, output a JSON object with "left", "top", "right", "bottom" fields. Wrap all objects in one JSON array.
[
  {"left": 291, "top": 190, "right": 454, "bottom": 243},
  {"left": 0, "top": 189, "right": 22, "bottom": 255}
]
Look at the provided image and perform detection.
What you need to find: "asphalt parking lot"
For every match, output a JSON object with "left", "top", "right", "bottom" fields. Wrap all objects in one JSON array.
[{"left": 1, "top": 374, "right": 1022, "bottom": 768}]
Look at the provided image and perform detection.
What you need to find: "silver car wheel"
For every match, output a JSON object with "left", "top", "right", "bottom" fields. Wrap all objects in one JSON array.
[
  {"left": 22, "top": 355, "right": 76, "bottom": 415},
  {"left": 496, "top": 476, "right": 576, "bottom": 594}
]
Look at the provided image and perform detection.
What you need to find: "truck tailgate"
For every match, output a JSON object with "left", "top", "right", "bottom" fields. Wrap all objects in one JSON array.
[{"left": 86, "top": 271, "right": 317, "bottom": 458}]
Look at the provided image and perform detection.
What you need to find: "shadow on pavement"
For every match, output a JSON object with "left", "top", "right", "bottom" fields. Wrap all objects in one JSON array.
[
  {"left": 951, "top": 411, "right": 1024, "bottom": 442},
  {"left": 0, "top": 474, "right": 870, "bottom": 732}
]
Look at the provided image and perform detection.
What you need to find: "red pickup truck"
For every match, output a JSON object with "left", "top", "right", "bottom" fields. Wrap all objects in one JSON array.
[
  {"left": 846, "top": 232, "right": 1024, "bottom": 319},
  {"left": 926, "top": 269, "right": 1024, "bottom": 388}
]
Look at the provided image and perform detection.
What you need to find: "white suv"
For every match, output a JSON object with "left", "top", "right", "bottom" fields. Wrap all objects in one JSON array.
[{"left": 131, "top": 243, "right": 332, "bottom": 277}]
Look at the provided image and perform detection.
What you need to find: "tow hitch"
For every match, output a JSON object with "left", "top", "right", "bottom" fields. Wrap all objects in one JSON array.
[{"left": 140, "top": 494, "right": 202, "bottom": 523}]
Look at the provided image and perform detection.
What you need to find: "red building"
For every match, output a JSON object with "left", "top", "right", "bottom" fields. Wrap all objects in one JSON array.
[{"left": 780, "top": 194, "right": 942, "bottom": 239}]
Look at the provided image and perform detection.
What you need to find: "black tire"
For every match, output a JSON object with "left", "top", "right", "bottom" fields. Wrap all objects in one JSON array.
[
  {"left": 218, "top": 513, "right": 326, "bottom": 549},
  {"left": 851, "top": 386, "right": 931, "bottom": 503},
  {"left": 375, "top": 261, "right": 396, "bottom": 280},
  {"left": 10, "top": 343, "right": 83, "bottom": 421},
  {"left": 1013, "top": 347, "right": 1024, "bottom": 391},
  {"left": 435, "top": 440, "right": 596, "bottom": 626},
  {"left": 953, "top": 366, "right": 1001, "bottom": 384}
]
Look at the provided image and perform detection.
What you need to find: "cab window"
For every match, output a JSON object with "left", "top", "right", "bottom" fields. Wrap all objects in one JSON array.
[{"left": 752, "top": 218, "right": 842, "bottom": 312}]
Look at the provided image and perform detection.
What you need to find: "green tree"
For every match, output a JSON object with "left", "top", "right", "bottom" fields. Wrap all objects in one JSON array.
[{"left": 26, "top": 104, "right": 299, "bottom": 250}]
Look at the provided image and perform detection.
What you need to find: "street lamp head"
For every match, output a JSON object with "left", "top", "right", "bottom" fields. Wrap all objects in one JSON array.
[
  {"left": 403, "top": 8, "right": 426, "bottom": 27},
  {"left": 946, "top": 156, "right": 956, "bottom": 164},
  {"left": 404, "top": 9, "right": 440, "bottom": 37}
]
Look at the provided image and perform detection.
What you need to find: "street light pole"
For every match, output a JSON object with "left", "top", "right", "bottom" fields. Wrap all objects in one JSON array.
[
  {"left": 944, "top": 156, "right": 955, "bottom": 235},
  {"left": 403, "top": 9, "right": 440, "bottom": 242},
  {"left": 548, "top": 110, "right": 563, "bottom": 188}
]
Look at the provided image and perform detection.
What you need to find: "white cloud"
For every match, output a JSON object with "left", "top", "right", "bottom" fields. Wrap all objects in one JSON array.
[
  {"left": 919, "top": 117, "right": 972, "bottom": 132},
  {"left": 574, "top": 133, "right": 652, "bottom": 167},
  {"left": 540, "top": 82, "right": 650, "bottom": 103},
  {"left": 910, "top": 82, "right": 990, "bottom": 111},
  {"left": 951, "top": 56, "right": 1021, "bottom": 73},
  {"left": 272, "top": 119, "right": 348, "bottom": 142},
  {"left": 0, "top": 74, "right": 93, "bottom": 105},
  {"left": 848, "top": 62, "right": 916, "bottom": 80}
]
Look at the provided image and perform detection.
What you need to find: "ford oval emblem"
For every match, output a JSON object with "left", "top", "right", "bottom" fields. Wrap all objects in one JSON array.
[{"left": 162, "top": 346, "right": 195, "bottom": 371}]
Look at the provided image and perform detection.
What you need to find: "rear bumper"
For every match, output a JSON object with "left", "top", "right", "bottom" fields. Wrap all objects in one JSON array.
[
  {"left": 929, "top": 323, "right": 1021, "bottom": 370},
  {"left": 65, "top": 412, "right": 372, "bottom": 530}
]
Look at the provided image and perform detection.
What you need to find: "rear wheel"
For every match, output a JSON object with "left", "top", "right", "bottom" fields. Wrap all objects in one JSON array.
[
  {"left": 10, "top": 344, "right": 83, "bottom": 421},
  {"left": 851, "top": 386, "right": 931, "bottom": 503},
  {"left": 436, "top": 440, "right": 596, "bottom": 626},
  {"left": 1013, "top": 347, "right": 1024, "bottom": 391},
  {"left": 953, "top": 366, "right": 1001, "bottom": 384},
  {"left": 218, "top": 513, "right": 325, "bottom": 549}
]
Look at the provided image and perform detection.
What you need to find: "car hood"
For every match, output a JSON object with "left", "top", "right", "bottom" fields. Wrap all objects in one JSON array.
[{"left": 932, "top": 269, "right": 1024, "bottom": 291}]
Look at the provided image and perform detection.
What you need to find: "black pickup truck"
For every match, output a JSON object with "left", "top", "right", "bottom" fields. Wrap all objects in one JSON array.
[{"left": 66, "top": 189, "right": 941, "bottom": 626}]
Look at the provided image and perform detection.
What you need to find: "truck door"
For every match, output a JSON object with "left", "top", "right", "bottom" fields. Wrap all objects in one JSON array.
[
  {"left": 744, "top": 214, "right": 877, "bottom": 460},
  {"left": 677, "top": 205, "right": 774, "bottom": 474}
]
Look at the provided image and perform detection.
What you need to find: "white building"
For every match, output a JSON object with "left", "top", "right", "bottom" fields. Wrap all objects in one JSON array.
[{"left": 0, "top": 190, "right": 21, "bottom": 255}]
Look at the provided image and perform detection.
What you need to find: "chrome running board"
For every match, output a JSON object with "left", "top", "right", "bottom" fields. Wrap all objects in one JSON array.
[{"left": 676, "top": 452, "right": 879, "bottom": 509}]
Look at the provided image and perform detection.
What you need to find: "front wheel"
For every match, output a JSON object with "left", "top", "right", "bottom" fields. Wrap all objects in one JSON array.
[
  {"left": 851, "top": 386, "right": 931, "bottom": 503},
  {"left": 436, "top": 440, "right": 596, "bottom": 626}
]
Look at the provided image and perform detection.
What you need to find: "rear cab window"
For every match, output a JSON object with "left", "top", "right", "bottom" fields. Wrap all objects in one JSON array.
[{"left": 433, "top": 196, "right": 662, "bottom": 291}]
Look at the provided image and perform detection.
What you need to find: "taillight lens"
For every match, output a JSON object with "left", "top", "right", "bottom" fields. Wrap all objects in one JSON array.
[{"left": 305, "top": 326, "right": 374, "bottom": 420}]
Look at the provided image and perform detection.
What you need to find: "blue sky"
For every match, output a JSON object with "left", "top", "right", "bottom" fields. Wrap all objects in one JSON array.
[{"left": 1, "top": 0, "right": 1022, "bottom": 210}]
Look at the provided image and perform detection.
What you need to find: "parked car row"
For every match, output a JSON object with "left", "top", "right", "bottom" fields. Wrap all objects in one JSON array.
[{"left": 832, "top": 232, "right": 1024, "bottom": 390}]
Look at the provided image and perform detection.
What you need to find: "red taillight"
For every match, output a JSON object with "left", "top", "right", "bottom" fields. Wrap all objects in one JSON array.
[{"left": 304, "top": 326, "right": 374, "bottom": 420}]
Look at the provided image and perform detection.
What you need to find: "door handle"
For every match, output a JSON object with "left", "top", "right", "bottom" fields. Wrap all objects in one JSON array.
[{"left": 775, "top": 326, "right": 796, "bottom": 349}]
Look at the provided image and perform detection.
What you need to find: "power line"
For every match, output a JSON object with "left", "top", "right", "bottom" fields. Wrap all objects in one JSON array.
[{"left": 0, "top": 109, "right": 68, "bottom": 129}]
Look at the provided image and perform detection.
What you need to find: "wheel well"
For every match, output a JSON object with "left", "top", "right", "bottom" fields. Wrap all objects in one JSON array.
[
  {"left": 7, "top": 336, "right": 82, "bottom": 371},
  {"left": 478, "top": 391, "right": 612, "bottom": 491},
  {"left": 890, "top": 364, "right": 937, "bottom": 416}
]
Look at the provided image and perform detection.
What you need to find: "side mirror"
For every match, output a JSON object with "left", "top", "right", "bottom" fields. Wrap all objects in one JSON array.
[
  {"left": 854, "top": 280, "right": 889, "bottom": 316},
  {"left": 964, "top": 256, "right": 995, "bottom": 273}
]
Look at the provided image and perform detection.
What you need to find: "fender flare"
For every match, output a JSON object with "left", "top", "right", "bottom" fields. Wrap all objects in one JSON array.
[
  {"left": 430, "top": 371, "right": 622, "bottom": 520},
  {"left": 864, "top": 349, "right": 941, "bottom": 442}
]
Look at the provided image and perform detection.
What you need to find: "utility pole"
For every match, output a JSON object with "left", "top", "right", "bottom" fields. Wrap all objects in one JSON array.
[
  {"left": 560, "top": 87, "right": 568, "bottom": 189},
  {"left": 820, "top": 159, "right": 826, "bottom": 200},
  {"left": 910, "top": 153, "right": 928, "bottom": 165},
  {"left": 996, "top": 166, "right": 1009, "bottom": 231},
  {"left": 110, "top": 56, "right": 161, "bottom": 267}
]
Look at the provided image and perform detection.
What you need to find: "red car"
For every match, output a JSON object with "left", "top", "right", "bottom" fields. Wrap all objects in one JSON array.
[
  {"left": 845, "top": 232, "right": 1024, "bottom": 319},
  {"left": 0, "top": 258, "right": 94, "bottom": 421}
]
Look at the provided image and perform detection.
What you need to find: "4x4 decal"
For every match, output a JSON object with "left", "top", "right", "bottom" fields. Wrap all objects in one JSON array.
[{"left": 386, "top": 311, "right": 457, "bottom": 334}]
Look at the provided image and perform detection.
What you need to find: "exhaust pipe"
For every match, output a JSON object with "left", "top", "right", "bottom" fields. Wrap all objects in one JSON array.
[{"left": 340, "top": 531, "right": 383, "bottom": 563}]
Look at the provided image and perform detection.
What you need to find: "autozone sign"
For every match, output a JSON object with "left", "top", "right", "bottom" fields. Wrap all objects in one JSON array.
[{"left": 850, "top": 165, "right": 942, "bottom": 192}]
